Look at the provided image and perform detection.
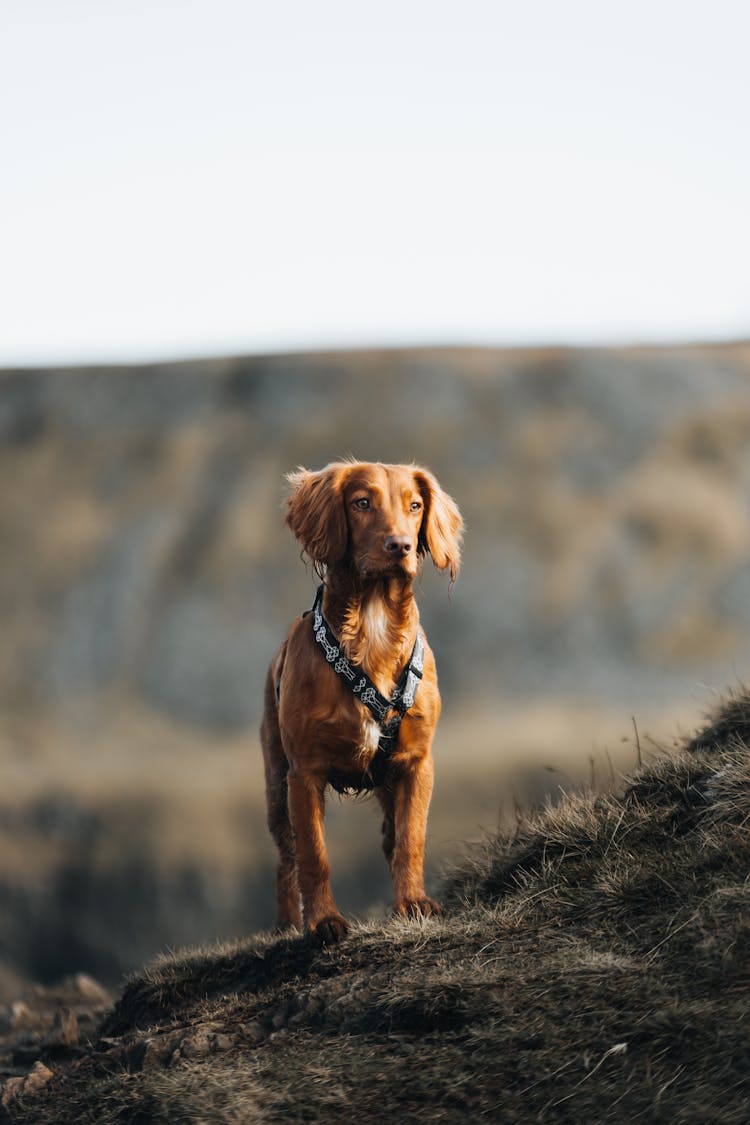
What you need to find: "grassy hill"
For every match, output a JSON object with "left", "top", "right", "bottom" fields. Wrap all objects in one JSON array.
[{"left": 2, "top": 689, "right": 749, "bottom": 1123}]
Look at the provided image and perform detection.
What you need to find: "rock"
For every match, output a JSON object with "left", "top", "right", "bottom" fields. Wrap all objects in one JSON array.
[
  {"left": 240, "top": 1020, "right": 266, "bottom": 1046},
  {"left": 171, "top": 1027, "right": 238, "bottom": 1064},
  {"left": 69, "top": 973, "right": 111, "bottom": 1006},
  {"left": 176, "top": 1027, "right": 213, "bottom": 1060},
  {"left": 1, "top": 1061, "right": 54, "bottom": 1106},
  {"left": 0, "top": 1000, "right": 34, "bottom": 1032},
  {"left": 24, "top": 1061, "right": 54, "bottom": 1094},
  {"left": 211, "top": 1032, "right": 236, "bottom": 1053},
  {"left": 1, "top": 1076, "right": 24, "bottom": 1107},
  {"left": 141, "top": 1031, "right": 183, "bottom": 1070}
]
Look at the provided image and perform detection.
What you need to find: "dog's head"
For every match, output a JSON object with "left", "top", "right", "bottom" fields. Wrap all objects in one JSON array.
[{"left": 285, "top": 461, "right": 463, "bottom": 583}]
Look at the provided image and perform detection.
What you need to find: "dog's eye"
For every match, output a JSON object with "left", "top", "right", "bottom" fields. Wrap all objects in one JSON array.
[
  {"left": 410, "top": 501, "right": 422, "bottom": 512},
  {"left": 353, "top": 497, "right": 370, "bottom": 511}
]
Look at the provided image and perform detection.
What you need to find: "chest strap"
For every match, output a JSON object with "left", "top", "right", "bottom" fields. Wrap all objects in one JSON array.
[{"left": 310, "top": 583, "right": 424, "bottom": 785}]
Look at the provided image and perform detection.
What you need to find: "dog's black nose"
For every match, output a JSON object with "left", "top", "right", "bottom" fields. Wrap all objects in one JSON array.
[{"left": 384, "top": 535, "right": 412, "bottom": 557}]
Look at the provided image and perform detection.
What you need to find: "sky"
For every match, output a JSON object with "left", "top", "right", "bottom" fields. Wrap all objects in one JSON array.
[{"left": 1, "top": 0, "right": 749, "bottom": 366}]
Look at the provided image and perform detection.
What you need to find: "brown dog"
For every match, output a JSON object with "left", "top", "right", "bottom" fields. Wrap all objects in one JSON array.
[{"left": 261, "top": 460, "right": 463, "bottom": 943}]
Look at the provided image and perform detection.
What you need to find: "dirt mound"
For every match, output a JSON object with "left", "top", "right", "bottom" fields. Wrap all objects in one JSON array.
[{"left": 2, "top": 689, "right": 749, "bottom": 1122}]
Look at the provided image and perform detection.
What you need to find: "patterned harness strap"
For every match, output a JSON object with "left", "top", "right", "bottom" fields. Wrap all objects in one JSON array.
[{"left": 309, "top": 583, "right": 424, "bottom": 785}]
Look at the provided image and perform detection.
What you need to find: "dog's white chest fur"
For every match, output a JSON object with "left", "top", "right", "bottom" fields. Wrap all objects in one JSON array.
[
  {"left": 362, "top": 599, "right": 389, "bottom": 649},
  {"left": 359, "top": 717, "right": 382, "bottom": 759},
  {"left": 358, "top": 599, "right": 397, "bottom": 698},
  {"left": 352, "top": 597, "right": 397, "bottom": 761}
]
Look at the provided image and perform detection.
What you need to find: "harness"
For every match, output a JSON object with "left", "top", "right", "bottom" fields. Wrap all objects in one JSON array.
[{"left": 281, "top": 584, "right": 424, "bottom": 788}]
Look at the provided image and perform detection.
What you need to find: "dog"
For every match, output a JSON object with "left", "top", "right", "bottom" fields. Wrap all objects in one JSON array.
[{"left": 261, "top": 460, "right": 463, "bottom": 943}]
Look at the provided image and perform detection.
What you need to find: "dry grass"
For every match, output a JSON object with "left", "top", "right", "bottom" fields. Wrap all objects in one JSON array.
[{"left": 3, "top": 688, "right": 750, "bottom": 1123}]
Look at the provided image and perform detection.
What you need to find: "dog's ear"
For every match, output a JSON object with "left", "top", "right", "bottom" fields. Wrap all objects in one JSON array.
[
  {"left": 414, "top": 468, "right": 463, "bottom": 582},
  {"left": 285, "top": 464, "right": 349, "bottom": 572}
]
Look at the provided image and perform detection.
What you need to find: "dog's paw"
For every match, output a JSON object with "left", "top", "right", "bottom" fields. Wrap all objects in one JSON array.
[
  {"left": 393, "top": 896, "right": 442, "bottom": 920},
  {"left": 309, "top": 912, "right": 350, "bottom": 944}
]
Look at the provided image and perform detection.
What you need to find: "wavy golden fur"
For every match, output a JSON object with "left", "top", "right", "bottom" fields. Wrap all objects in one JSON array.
[{"left": 261, "top": 461, "right": 463, "bottom": 942}]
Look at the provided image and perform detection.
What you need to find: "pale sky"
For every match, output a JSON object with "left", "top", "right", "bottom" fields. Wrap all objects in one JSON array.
[{"left": 2, "top": 0, "right": 749, "bottom": 365}]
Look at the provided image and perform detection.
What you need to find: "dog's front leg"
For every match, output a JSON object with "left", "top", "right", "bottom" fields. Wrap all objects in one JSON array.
[
  {"left": 287, "top": 769, "right": 349, "bottom": 943},
  {"left": 390, "top": 753, "right": 442, "bottom": 919}
]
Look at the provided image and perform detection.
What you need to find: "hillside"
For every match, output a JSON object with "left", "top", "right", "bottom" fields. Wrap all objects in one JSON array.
[
  {"left": 3, "top": 344, "right": 750, "bottom": 727},
  {"left": 2, "top": 342, "right": 750, "bottom": 990},
  {"left": 2, "top": 690, "right": 749, "bottom": 1123}
]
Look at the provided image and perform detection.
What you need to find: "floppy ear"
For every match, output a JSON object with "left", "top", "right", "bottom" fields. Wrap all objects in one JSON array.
[
  {"left": 285, "top": 464, "right": 349, "bottom": 573},
  {"left": 414, "top": 468, "right": 463, "bottom": 582}
]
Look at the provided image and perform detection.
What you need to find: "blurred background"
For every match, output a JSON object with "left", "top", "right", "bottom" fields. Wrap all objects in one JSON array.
[{"left": 1, "top": 1, "right": 749, "bottom": 996}]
